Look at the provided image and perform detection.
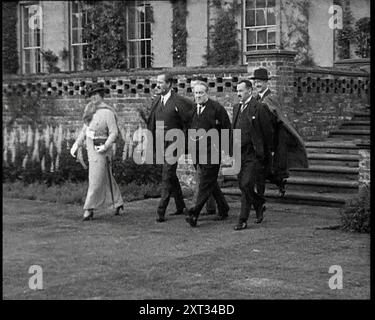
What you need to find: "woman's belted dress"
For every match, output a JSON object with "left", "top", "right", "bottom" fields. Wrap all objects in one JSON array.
[{"left": 75, "top": 103, "right": 124, "bottom": 210}]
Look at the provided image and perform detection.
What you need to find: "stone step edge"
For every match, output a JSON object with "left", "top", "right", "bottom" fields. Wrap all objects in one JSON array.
[
  {"left": 223, "top": 188, "right": 348, "bottom": 204},
  {"left": 307, "top": 153, "right": 359, "bottom": 160},
  {"left": 289, "top": 165, "right": 359, "bottom": 173},
  {"left": 223, "top": 176, "right": 358, "bottom": 188}
]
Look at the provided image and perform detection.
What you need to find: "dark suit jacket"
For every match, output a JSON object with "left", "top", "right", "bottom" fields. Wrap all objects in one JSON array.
[
  {"left": 189, "top": 98, "right": 231, "bottom": 164},
  {"left": 231, "top": 96, "right": 274, "bottom": 161},
  {"left": 146, "top": 90, "right": 195, "bottom": 155}
]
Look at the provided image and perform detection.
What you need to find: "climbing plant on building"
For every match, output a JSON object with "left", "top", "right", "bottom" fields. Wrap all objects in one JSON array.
[
  {"left": 335, "top": 0, "right": 354, "bottom": 59},
  {"left": 83, "top": 1, "right": 154, "bottom": 70},
  {"left": 280, "top": 0, "right": 315, "bottom": 66},
  {"left": 206, "top": 0, "right": 241, "bottom": 66},
  {"left": 83, "top": 1, "right": 128, "bottom": 70},
  {"left": 41, "top": 50, "right": 61, "bottom": 73},
  {"left": 354, "top": 17, "right": 370, "bottom": 58},
  {"left": 2, "top": 1, "right": 19, "bottom": 74},
  {"left": 171, "top": 0, "right": 188, "bottom": 67}
]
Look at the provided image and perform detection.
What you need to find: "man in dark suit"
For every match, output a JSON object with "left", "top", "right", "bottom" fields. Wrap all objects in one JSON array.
[
  {"left": 146, "top": 73, "right": 195, "bottom": 222},
  {"left": 190, "top": 76, "right": 217, "bottom": 216},
  {"left": 185, "top": 81, "right": 231, "bottom": 227},
  {"left": 251, "top": 68, "right": 309, "bottom": 197},
  {"left": 232, "top": 80, "right": 274, "bottom": 231}
]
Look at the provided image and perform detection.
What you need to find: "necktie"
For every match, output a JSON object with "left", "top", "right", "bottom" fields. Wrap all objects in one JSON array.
[
  {"left": 256, "top": 94, "right": 261, "bottom": 101},
  {"left": 240, "top": 102, "right": 245, "bottom": 113},
  {"left": 161, "top": 96, "right": 164, "bottom": 106}
]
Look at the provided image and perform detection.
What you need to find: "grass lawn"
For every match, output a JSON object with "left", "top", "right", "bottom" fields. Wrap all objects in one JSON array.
[{"left": 2, "top": 196, "right": 370, "bottom": 300}]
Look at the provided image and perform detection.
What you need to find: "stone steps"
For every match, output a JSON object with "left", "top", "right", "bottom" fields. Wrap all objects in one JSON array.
[
  {"left": 307, "top": 153, "right": 359, "bottom": 167},
  {"left": 222, "top": 188, "right": 347, "bottom": 207},
  {"left": 289, "top": 165, "right": 358, "bottom": 180},
  {"left": 220, "top": 108, "right": 368, "bottom": 207}
]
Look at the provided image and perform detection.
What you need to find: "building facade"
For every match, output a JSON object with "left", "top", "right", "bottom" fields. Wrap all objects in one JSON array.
[{"left": 10, "top": 0, "right": 371, "bottom": 75}]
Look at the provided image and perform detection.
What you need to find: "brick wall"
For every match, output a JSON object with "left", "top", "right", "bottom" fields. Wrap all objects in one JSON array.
[{"left": 3, "top": 64, "right": 370, "bottom": 141}]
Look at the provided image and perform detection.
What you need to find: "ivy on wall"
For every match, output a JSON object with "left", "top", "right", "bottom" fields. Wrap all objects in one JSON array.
[
  {"left": 280, "top": 0, "right": 314, "bottom": 66},
  {"left": 2, "top": 1, "right": 19, "bottom": 74},
  {"left": 354, "top": 17, "right": 370, "bottom": 58},
  {"left": 83, "top": 1, "right": 128, "bottom": 70},
  {"left": 335, "top": 0, "right": 354, "bottom": 60},
  {"left": 206, "top": 0, "right": 241, "bottom": 66},
  {"left": 171, "top": 0, "right": 188, "bottom": 67}
]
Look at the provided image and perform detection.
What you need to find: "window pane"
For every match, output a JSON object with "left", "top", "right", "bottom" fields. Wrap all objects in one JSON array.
[
  {"left": 141, "top": 23, "right": 145, "bottom": 39},
  {"left": 141, "top": 41, "right": 146, "bottom": 55},
  {"left": 146, "top": 56, "right": 151, "bottom": 68},
  {"left": 256, "top": 0, "right": 266, "bottom": 8},
  {"left": 129, "top": 42, "right": 137, "bottom": 56},
  {"left": 268, "top": 31, "right": 276, "bottom": 44},
  {"left": 128, "top": 6, "right": 136, "bottom": 39},
  {"left": 35, "top": 49, "right": 41, "bottom": 73},
  {"left": 246, "top": 10, "right": 255, "bottom": 27},
  {"left": 145, "top": 5, "right": 152, "bottom": 22},
  {"left": 267, "top": 8, "right": 276, "bottom": 25},
  {"left": 72, "top": 29, "right": 79, "bottom": 44},
  {"left": 257, "top": 45, "right": 267, "bottom": 50},
  {"left": 268, "top": 44, "right": 276, "bottom": 49},
  {"left": 246, "top": 0, "right": 255, "bottom": 9},
  {"left": 24, "top": 33, "right": 30, "bottom": 47},
  {"left": 247, "top": 30, "right": 256, "bottom": 45},
  {"left": 146, "top": 40, "right": 151, "bottom": 55},
  {"left": 72, "top": 45, "right": 84, "bottom": 71},
  {"left": 141, "top": 56, "right": 146, "bottom": 68},
  {"left": 267, "top": 0, "right": 276, "bottom": 7},
  {"left": 247, "top": 45, "right": 256, "bottom": 51},
  {"left": 257, "top": 29, "right": 267, "bottom": 44},
  {"left": 129, "top": 56, "right": 136, "bottom": 68},
  {"left": 145, "top": 23, "right": 151, "bottom": 39},
  {"left": 256, "top": 9, "right": 266, "bottom": 26}
]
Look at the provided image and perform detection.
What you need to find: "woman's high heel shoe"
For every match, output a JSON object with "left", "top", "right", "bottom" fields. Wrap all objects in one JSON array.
[
  {"left": 82, "top": 209, "right": 94, "bottom": 221},
  {"left": 114, "top": 205, "right": 124, "bottom": 216}
]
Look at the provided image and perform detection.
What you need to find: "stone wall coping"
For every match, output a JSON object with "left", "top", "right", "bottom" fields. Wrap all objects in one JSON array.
[
  {"left": 334, "top": 58, "right": 371, "bottom": 65},
  {"left": 3, "top": 66, "right": 249, "bottom": 82},
  {"left": 295, "top": 66, "right": 370, "bottom": 78},
  {"left": 245, "top": 49, "right": 297, "bottom": 58}
]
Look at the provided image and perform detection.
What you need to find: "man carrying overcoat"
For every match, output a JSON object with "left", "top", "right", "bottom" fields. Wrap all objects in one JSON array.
[{"left": 251, "top": 68, "right": 309, "bottom": 197}]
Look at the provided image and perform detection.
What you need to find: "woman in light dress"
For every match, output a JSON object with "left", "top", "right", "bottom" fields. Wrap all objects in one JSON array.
[{"left": 70, "top": 84, "right": 124, "bottom": 221}]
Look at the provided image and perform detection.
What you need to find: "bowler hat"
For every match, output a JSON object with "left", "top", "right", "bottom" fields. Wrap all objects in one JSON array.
[
  {"left": 250, "top": 68, "right": 270, "bottom": 81},
  {"left": 87, "top": 83, "right": 106, "bottom": 97}
]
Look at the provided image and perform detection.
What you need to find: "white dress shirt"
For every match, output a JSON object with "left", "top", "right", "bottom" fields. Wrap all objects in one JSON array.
[{"left": 161, "top": 89, "right": 172, "bottom": 105}]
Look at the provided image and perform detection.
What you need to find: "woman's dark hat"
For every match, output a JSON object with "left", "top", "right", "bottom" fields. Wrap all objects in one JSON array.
[
  {"left": 250, "top": 68, "right": 270, "bottom": 81},
  {"left": 87, "top": 83, "right": 106, "bottom": 97}
]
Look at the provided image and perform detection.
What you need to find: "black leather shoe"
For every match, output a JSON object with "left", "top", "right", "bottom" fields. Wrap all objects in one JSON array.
[
  {"left": 234, "top": 221, "right": 247, "bottom": 231},
  {"left": 114, "top": 205, "right": 124, "bottom": 216},
  {"left": 156, "top": 215, "right": 165, "bottom": 223},
  {"left": 185, "top": 215, "right": 198, "bottom": 227},
  {"left": 255, "top": 204, "right": 266, "bottom": 224},
  {"left": 82, "top": 209, "right": 94, "bottom": 221}
]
